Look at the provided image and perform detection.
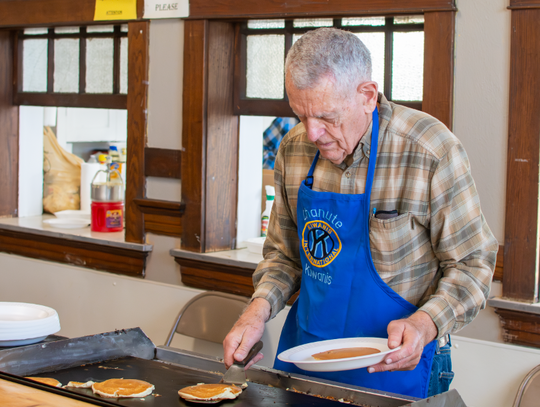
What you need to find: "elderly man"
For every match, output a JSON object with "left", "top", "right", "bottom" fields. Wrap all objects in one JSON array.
[{"left": 224, "top": 28, "right": 497, "bottom": 398}]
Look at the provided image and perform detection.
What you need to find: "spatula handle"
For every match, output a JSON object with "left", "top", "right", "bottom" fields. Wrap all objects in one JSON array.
[{"left": 234, "top": 340, "right": 263, "bottom": 367}]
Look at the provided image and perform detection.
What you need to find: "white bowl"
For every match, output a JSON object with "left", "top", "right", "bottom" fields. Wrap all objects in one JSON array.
[
  {"left": 277, "top": 337, "right": 401, "bottom": 372},
  {"left": 43, "top": 218, "right": 90, "bottom": 229},
  {"left": 0, "top": 302, "right": 60, "bottom": 344},
  {"left": 53, "top": 210, "right": 91, "bottom": 220}
]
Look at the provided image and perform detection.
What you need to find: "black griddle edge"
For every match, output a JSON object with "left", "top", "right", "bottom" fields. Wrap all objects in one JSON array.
[{"left": 0, "top": 370, "right": 120, "bottom": 407}]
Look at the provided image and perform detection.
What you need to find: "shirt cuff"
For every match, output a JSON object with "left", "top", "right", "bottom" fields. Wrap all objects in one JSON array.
[
  {"left": 251, "top": 282, "right": 285, "bottom": 320},
  {"left": 418, "top": 296, "right": 457, "bottom": 339}
]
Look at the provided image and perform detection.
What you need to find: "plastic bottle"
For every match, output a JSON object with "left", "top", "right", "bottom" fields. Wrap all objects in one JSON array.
[{"left": 261, "top": 185, "right": 275, "bottom": 237}]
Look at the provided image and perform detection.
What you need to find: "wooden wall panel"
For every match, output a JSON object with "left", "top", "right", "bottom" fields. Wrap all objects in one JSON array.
[
  {"left": 422, "top": 11, "right": 455, "bottom": 130},
  {"left": 181, "top": 20, "right": 207, "bottom": 252},
  {"left": 503, "top": 9, "right": 540, "bottom": 302},
  {"left": 125, "top": 21, "right": 149, "bottom": 244},
  {"left": 189, "top": 0, "right": 456, "bottom": 19},
  {"left": 205, "top": 21, "right": 238, "bottom": 252},
  {"left": 509, "top": 0, "right": 540, "bottom": 9},
  {"left": 145, "top": 147, "right": 182, "bottom": 179},
  {"left": 0, "top": 31, "right": 18, "bottom": 217}
]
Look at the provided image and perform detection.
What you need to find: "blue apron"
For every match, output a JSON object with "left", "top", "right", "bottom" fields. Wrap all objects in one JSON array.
[{"left": 273, "top": 108, "right": 436, "bottom": 399}]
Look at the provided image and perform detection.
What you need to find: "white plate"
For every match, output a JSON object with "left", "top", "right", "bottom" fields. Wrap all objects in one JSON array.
[
  {"left": 277, "top": 337, "right": 401, "bottom": 372},
  {"left": 43, "top": 218, "right": 90, "bottom": 229},
  {"left": 0, "top": 302, "right": 60, "bottom": 342},
  {"left": 0, "top": 336, "right": 48, "bottom": 347},
  {"left": 53, "top": 210, "right": 91, "bottom": 220}
]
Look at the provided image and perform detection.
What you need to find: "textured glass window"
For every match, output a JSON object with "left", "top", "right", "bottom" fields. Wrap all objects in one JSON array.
[
  {"left": 392, "top": 32, "right": 424, "bottom": 101},
  {"left": 355, "top": 33, "right": 385, "bottom": 92},
  {"left": 246, "top": 35, "right": 284, "bottom": 99},
  {"left": 247, "top": 20, "right": 285, "bottom": 29},
  {"left": 342, "top": 17, "right": 385, "bottom": 27},
  {"left": 55, "top": 27, "right": 80, "bottom": 34},
  {"left": 121, "top": 24, "right": 128, "bottom": 33},
  {"left": 120, "top": 37, "right": 128, "bottom": 94},
  {"left": 87, "top": 25, "right": 114, "bottom": 33},
  {"left": 292, "top": 33, "right": 303, "bottom": 45},
  {"left": 293, "top": 18, "right": 333, "bottom": 28},
  {"left": 86, "top": 38, "right": 114, "bottom": 93},
  {"left": 24, "top": 28, "right": 48, "bottom": 35},
  {"left": 394, "top": 16, "right": 424, "bottom": 25},
  {"left": 22, "top": 39, "right": 48, "bottom": 92},
  {"left": 54, "top": 39, "right": 79, "bottom": 93}
]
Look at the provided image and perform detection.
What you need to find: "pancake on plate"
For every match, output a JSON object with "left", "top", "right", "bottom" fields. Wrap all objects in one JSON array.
[
  {"left": 92, "top": 378, "right": 154, "bottom": 398},
  {"left": 65, "top": 380, "right": 95, "bottom": 388},
  {"left": 25, "top": 377, "right": 62, "bottom": 387},
  {"left": 312, "top": 347, "right": 381, "bottom": 360},
  {"left": 178, "top": 383, "right": 242, "bottom": 402}
]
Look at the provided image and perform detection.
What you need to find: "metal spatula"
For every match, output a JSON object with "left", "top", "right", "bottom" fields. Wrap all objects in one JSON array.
[{"left": 220, "top": 340, "right": 263, "bottom": 385}]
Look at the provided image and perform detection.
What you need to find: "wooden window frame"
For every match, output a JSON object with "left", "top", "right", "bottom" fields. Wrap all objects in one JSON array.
[
  {"left": 14, "top": 26, "right": 128, "bottom": 109},
  {"left": 178, "top": 1, "right": 456, "bottom": 296},
  {"left": 234, "top": 17, "right": 423, "bottom": 117}
]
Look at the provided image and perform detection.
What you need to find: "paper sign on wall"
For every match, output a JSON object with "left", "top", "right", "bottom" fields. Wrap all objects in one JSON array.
[
  {"left": 94, "top": 0, "right": 137, "bottom": 21},
  {"left": 143, "top": 0, "right": 189, "bottom": 19}
]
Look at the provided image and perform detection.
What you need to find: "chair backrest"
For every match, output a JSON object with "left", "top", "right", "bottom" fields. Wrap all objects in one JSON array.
[
  {"left": 514, "top": 365, "right": 540, "bottom": 407},
  {"left": 165, "top": 291, "right": 249, "bottom": 346}
]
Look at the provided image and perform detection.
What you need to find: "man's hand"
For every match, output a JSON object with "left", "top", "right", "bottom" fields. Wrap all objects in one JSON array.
[
  {"left": 223, "top": 298, "right": 271, "bottom": 369},
  {"left": 368, "top": 311, "right": 438, "bottom": 373}
]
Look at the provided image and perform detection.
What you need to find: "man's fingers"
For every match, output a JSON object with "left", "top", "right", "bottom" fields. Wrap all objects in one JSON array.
[{"left": 244, "top": 352, "right": 264, "bottom": 370}]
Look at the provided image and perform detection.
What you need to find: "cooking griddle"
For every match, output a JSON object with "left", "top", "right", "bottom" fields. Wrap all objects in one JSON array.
[
  {"left": 27, "top": 356, "right": 349, "bottom": 407},
  {"left": 0, "top": 328, "right": 467, "bottom": 407}
]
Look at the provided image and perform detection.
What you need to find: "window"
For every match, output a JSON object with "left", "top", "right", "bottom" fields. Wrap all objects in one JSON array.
[
  {"left": 234, "top": 16, "right": 425, "bottom": 117},
  {"left": 15, "top": 25, "right": 128, "bottom": 109}
]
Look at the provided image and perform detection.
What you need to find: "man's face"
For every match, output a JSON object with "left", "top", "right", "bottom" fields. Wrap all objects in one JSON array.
[{"left": 286, "top": 74, "right": 376, "bottom": 165}]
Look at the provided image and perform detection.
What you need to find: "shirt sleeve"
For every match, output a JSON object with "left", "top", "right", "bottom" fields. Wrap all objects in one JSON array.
[
  {"left": 252, "top": 142, "right": 303, "bottom": 319},
  {"left": 419, "top": 142, "right": 498, "bottom": 338}
]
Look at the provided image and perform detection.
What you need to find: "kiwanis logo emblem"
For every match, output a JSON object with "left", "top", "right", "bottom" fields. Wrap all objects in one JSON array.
[{"left": 302, "top": 220, "right": 342, "bottom": 267}]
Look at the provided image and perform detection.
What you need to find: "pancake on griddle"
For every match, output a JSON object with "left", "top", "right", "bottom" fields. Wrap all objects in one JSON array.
[
  {"left": 25, "top": 377, "right": 62, "bottom": 387},
  {"left": 65, "top": 380, "right": 94, "bottom": 388},
  {"left": 312, "top": 347, "right": 381, "bottom": 360},
  {"left": 92, "top": 378, "right": 154, "bottom": 398},
  {"left": 178, "top": 383, "right": 242, "bottom": 402}
]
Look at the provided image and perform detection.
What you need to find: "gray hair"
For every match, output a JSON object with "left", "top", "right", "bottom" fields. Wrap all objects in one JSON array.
[{"left": 285, "top": 28, "right": 372, "bottom": 94}]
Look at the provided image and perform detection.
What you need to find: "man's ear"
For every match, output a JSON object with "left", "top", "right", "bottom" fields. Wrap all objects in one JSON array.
[{"left": 357, "top": 81, "right": 378, "bottom": 113}]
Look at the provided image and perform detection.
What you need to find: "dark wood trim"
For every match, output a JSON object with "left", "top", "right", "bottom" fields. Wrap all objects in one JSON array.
[
  {"left": 503, "top": 9, "right": 540, "bottom": 302},
  {"left": 124, "top": 21, "right": 149, "bottom": 244},
  {"left": 494, "top": 308, "right": 540, "bottom": 348},
  {"left": 422, "top": 11, "right": 455, "bottom": 130},
  {"left": 133, "top": 198, "right": 185, "bottom": 217},
  {"left": 144, "top": 213, "right": 182, "bottom": 237},
  {"left": 13, "top": 93, "right": 127, "bottom": 109},
  {"left": 0, "top": 0, "right": 143, "bottom": 28},
  {"left": 235, "top": 98, "right": 295, "bottom": 117},
  {"left": 0, "top": 228, "right": 148, "bottom": 277},
  {"left": 181, "top": 20, "right": 207, "bottom": 252},
  {"left": 0, "top": 31, "right": 18, "bottom": 217},
  {"left": 175, "top": 256, "right": 298, "bottom": 304},
  {"left": 509, "top": 0, "right": 540, "bottom": 9},
  {"left": 46, "top": 28, "right": 54, "bottom": 93},
  {"left": 189, "top": 0, "right": 457, "bottom": 20},
  {"left": 494, "top": 245, "right": 504, "bottom": 282},
  {"left": 145, "top": 147, "right": 182, "bottom": 179}
]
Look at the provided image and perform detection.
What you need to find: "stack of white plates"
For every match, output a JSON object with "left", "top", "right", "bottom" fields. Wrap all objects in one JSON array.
[{"left": 0, "top": 302, "right": 61, "bottom": 347}]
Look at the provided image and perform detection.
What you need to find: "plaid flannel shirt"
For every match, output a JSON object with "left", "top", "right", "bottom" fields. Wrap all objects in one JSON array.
[
  {"left": 252, "top": 93, "right": 498, "bottom": 340},
  {"left": 263, "top": 117, "right": 300, "bottom": 169}
]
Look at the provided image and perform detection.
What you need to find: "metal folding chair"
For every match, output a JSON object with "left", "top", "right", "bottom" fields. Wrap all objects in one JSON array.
[
  {"left": 513, "top": 365, "right": 540, "bottom": 407},
  {"left": 165, "top": 291, "right": 249, "bottom": 346}
]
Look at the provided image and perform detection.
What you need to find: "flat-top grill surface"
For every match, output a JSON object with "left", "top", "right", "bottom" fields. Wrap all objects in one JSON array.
[{"left": 30, "top": 356, "right": 350, "bottom": 407}]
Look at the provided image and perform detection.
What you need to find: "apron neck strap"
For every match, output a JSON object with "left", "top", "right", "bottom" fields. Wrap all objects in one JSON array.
[{"left": 304, "top": 107, "right": 380, "bottom": 193}]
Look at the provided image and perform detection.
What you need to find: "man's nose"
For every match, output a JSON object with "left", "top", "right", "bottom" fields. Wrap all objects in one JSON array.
[{"left": 305, "top": 118, "right": 325, "bottom": 142}]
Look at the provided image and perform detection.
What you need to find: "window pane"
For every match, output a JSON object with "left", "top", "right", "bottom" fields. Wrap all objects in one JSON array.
[
  {"left": 342, "top": 17, "right": 385, "bottom": 27},
  {"left": 292, "top": 33, "right": 302, "bottom": 45},
  {"left": 87, "top": 25, "right": 114, "bottom": 33},
  {"left": 355, "top": 33, "right": 385, "bottom": 92},
  {"left": 392, "top": 32, "right": 424, "bottom": 101},
  {"left": 248, "top": 20, "right": 285, "bottom": 29},
  {"left": 54, "top": 39, "right": 79, "bottom": 93},
  {"left": 22, "top": 39, "right": 48, "bottom": 92},
  {"left": 394, "top": 15, "right": 424, "bottom": 25},
  {"left": 24, "top": 28, "right": 48, "bottom": 35},
  {"left": 293, "top": 18, "right": 333, "bottom": 28},
  {"left": 121, "top": 24, "right": 128, "bottom": 33},
  {"left": 120, "top": 37, "right": 128, "bottom": 94},
  {"left": 86, "top": 38, "right": 114, "bottom": 93},
  {"left": 246, "top": 35, "right": 284, "bottom": 99},
  {"left": 55, "top": 27, "right": 80, "bottom": 34}
]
